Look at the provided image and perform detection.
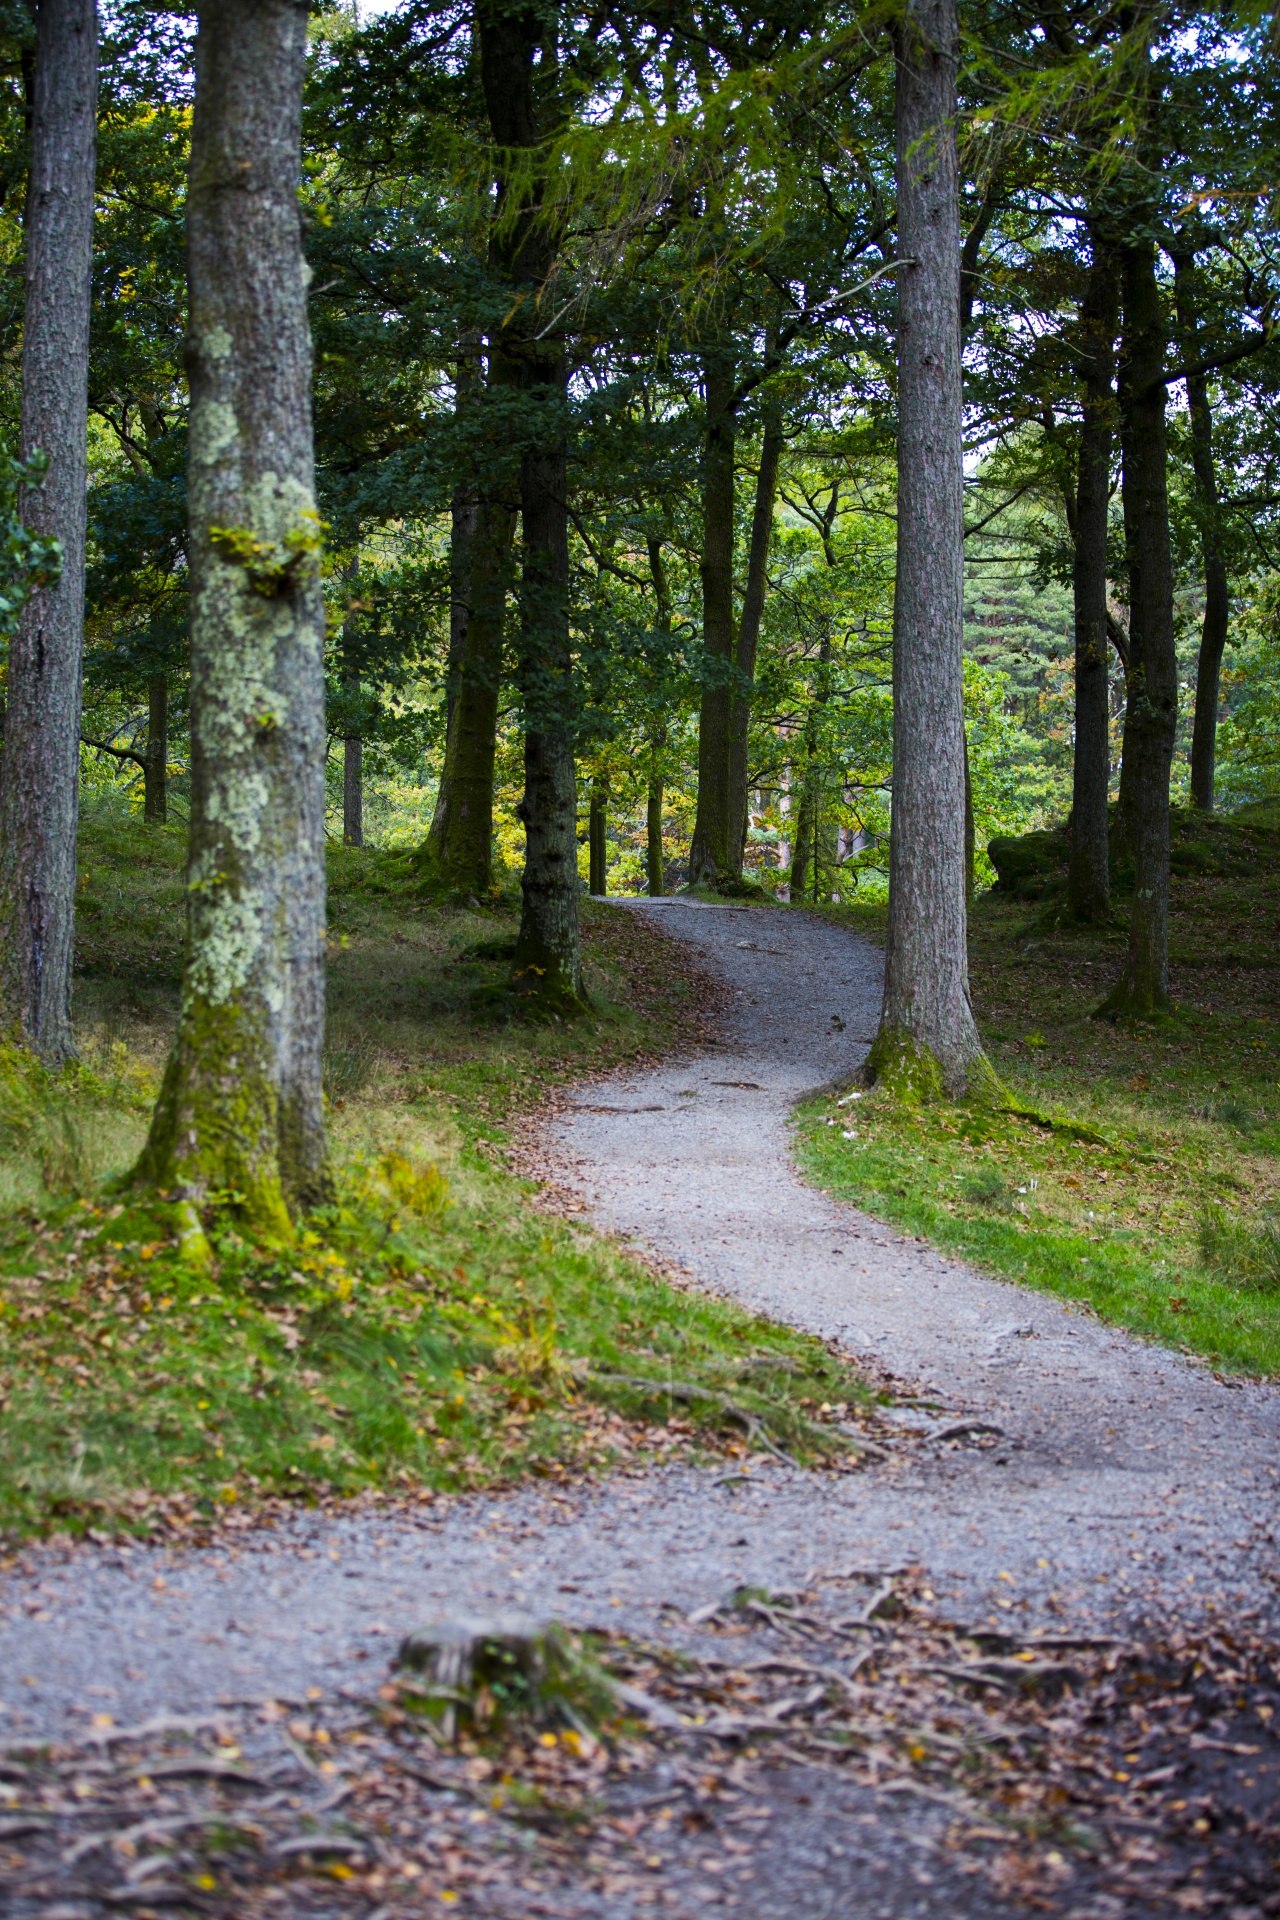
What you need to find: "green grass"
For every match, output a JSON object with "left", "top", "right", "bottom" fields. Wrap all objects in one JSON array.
[
  {"left": 792, "top": 806, "right": 1280, "bottom": 1377},
  {"left": 0, "top": 806, "right": 872, "bottom": 1540}
]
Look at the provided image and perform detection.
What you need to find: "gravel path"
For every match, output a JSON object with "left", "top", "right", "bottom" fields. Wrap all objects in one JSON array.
[{"left": 2, "top": 900, "right": 1276, "bottom": 1748}]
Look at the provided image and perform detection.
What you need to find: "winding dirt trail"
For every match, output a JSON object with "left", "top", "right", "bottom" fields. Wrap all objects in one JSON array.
[
  {"left": 547, "top": 900, "right": 1280, "bottom": 1635},
  {"left": 0, "top": 901, "right": 1275, "bottom": 1746}
]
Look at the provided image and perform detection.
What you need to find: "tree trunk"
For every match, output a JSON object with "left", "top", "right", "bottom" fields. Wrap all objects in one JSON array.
[
  {"left": 588, "top": 778, "right": 607, "bottom": 896},
  {"left": 445, "top": 345, "right": 480, "bottom": 741},
  {"left": 866, "top": 0, "right": 992, "bottom": 1103},
  {"left": 646, "top": 774, "right": 664, "bottom": 896},
  {"left": 342, "top": 570, "right": 363, "bottom": 847},
  {"left": 135, "top": 0, "right": 329, "bottom": 1234},
  {"left": 645, "top": 536, "right": 671, "bottom": 899},
  {"left": 0, "top": 0, "right": 97, "bottom": 1067},
  {"left": 343, "top": 729, "right": 363, "bottom": 847},
  {"left": 143, "top": 671, "right": 168, "bottom": 823},
  {"left": 477, "top": 0, "right": 583, "bottom": 1008},
  {"left": 963, "top": 728, "right": 975, "bottom": 903},
  {"left": 1173, "top": 248, "right": 1229, "bottom": 813},
  {"left": 1067, "top": 233, "right": 1118, "bottom": 923},
  {"left": 729, "top": 404, "right": 783, "bottom": 867},
  {"left": 790, "top": 765, "right": 814, "bottom": 905},
  {"left": 1097, "top": 237, "right": 1178, "bottom": 1019},
  {"left": 687, "top": 353, "right": 736, "bottom": 887},
  {"left": 421, "top": 490, "right": 515, "bottom": 896}
]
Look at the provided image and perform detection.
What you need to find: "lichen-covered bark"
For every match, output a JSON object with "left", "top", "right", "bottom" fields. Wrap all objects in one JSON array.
[
  {"left": 134, "top": 0, "right": 329, "bottom": 1229},
  {"left": 1097, "top": 238, "right": 1178, "bottom": 1021},
  {"left": 866, "top": 0, "right": 993, "bottom": 1103},
  {"left": 0, "top": 0, "right": 97, "bottom": 1066},
  {"left": 1068, "top": 233, "right": 1118, "bottom": 924},
  {"left": 687, "top": 355, "right": 737, "bottom": 888}
]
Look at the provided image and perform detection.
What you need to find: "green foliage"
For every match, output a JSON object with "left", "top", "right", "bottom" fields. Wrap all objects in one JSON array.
[{"left": 0, "top": 445, "right": 61, "bottom": 642}]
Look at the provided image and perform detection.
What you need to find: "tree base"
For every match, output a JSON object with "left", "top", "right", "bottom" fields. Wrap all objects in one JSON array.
[
  {"left": 863, "top": 1024, "right": 1002, "bottom": 1106},
  {"left": 1092, "top": 977, "right": 1177, "bottom": 1023}
]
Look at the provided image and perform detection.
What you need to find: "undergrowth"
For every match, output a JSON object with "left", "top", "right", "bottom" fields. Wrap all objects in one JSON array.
[{"left": 0, "top": 809, "right": 871, "bottom": 1540}]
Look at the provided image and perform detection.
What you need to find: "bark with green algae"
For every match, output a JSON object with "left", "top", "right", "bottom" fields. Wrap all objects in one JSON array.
[
  {"left": 1097, "top": 236, "right": 1178, "bottom": 1022},
  {"left": 1067, "top": 232, "right": 1118, "bottom": 925},
  {"left": 646, "top": 774, "right": 665, "bottom": 897},
  {"left": 134, "top": 0, "right": 329, "bottom": 1231},
  {"left": 866, "top": 0, "right": 993, "bottom": 1103},
  {"left": 0, "top": 0, "right": 97, "bottom": 1068}
]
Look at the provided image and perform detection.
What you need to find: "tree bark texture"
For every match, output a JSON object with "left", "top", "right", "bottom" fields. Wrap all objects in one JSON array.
[
  {"left": 135, "top": 0, "right": 329, "bottom": 1232},
  {"left": 646, "top": 775, "right": 664, "bottom": 896},
  {"left": 144, "top": 671, "right": 168, "bottom": 823},
  {"left": 0, "top": 0, "right": 97, "bottom": 1066},
  {"left": 1098, "top": 238, "right": 1178, "bottom": 1019},
  {"left": 687, "top": 354, "right": 737, "bottom": 887},
  {"left": 1173, "top": 250, "right": 1230, "bottom": 813},
  {"left": 588, "top": 780, "right": 607, "bottom": 896},
  {"left": 729, "top": 406, "right": 782, "bottom": 869},
  {"left": 1067, "top": 234, "right": 1118, "bottom": 923},
  {"left": 867, "top": 0, "right": 991, "bottom": 1101},
  {"left": 343, "top": 730, "right": 363, "bottom": 847},
  {"left": 477, "top": 0, "right": 583, "bottom": 1007},
  {"left": 342, "top": 580, "right": 363, "bottom": 847},
  {"left": 421, "top": 492, "right": 514, "bottom": 894}
]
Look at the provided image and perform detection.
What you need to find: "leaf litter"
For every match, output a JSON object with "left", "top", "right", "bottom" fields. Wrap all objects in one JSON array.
[{"left": 1, "top": 1570, "right": 1275, "bottom": 1919}]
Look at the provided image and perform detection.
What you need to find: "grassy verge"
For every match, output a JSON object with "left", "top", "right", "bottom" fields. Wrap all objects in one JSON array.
[
  {"left": 792, "top": 805, "right": 1280, "bottom": 1377},
  {"left": 0, "top": 807, "right": 872, "bottom": 1541}
]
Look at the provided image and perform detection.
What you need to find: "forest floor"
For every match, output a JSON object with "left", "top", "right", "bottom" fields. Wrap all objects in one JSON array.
[{"left": 0, "top": 808, "right": 1277, "bottom": 1917}]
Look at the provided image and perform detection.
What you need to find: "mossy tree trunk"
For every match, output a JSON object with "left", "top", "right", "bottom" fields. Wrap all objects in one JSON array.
[
  {"left": 0, "top": 0, "right": 97, "bottom": 1066},
  {"left": 143, "top": 672, "right": 168, "bottom": 823},
  {"left": 729, "top": 402, "right": 783, "bottom": 870},
  {"left": 1173, "top": 246, "right": 1230, "bottom": 815},
  {"left": 646, "top": 773, "right": 665, "bottom": 896},
  {"left": 135, "top": 0, "right": 330, "bottom": 1233},
  {"left": 866, "top": 0, "right": 992, "bottom": 1103},
  {"left": 687, "top": 353, "right": 737, "bottom": 888},
  {"left": 476, "top": 0, "right": 584, "bottom": 1009},
  {"left": 1067, "top": 231, "right": 1118, "bottom": 924},
  {"left": 1097, "top": 237, "right": 1178, "bottom": 1020}
]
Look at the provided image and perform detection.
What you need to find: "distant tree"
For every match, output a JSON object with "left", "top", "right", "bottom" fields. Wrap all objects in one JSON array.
[
  {"left": 0, "top": 0, "right": 97, "bottom": 1066},
  {"left": 135, "top": 0, "right": 329, "bottom": 1236}
]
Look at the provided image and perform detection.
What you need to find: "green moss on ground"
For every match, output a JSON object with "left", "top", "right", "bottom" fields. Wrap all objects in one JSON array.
[
  {"left": 794, "top": 805, "right": 1280, "bottom": 1377},
  {"left": 0, "top": 814, "right": 871, "bottom": 1540}
]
